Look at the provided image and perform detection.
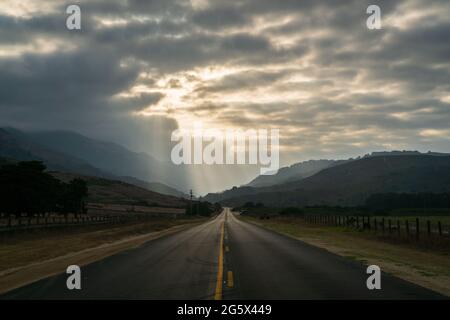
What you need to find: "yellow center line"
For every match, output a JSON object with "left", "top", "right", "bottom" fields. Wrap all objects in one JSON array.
[
  {"left": 214, "top": 221, "right": 225, "bottom": 300},
  {"left": 227, "top": 271, "right": 234, "bottom": 288}
]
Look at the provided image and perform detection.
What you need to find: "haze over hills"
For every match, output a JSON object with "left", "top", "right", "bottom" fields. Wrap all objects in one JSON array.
[
  {"left": 0, "top": 128, "right": 108, "bottom": 177},
  {"left": 246, "top": 151, "right": 450, "bottom": 189},
  {"left": 0, "top": 128, "right": 188, "bottom": 198},
  {"left": 27, "top": 130, "right": 190, "bottom": 191},
  {"left": 246, "top": 159, "right": 344, "bottom": 188},
  {"left": 4, "top": 126, "right": 450, "bottom": 206},
  {"left": 205, "top": 153, "right": 450, "bottom": 207}
]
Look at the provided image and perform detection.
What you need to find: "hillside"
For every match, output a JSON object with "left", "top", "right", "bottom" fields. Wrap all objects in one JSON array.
[
  {"left": 245, "top": 151, "right": 450, "bottom": 189},
  {"left": 119, "top": 176, "right": 189, "bottom": 199},
  {"left": 27, "top": 130, "right": 190, "bottom": 192},
  {"left": 0, "top": 128, "right": 188, "bottom": 198},
  {"left": 51, "top": 172, "right": 187, "bottom": 208},
  {"left": 0, "top": 128, "right": 107, "bottom": 177},
  {"left": 212, "top": 155, "right": 450, "bottom": 207},
  {"left": 246, "top": 159, "right": 342, "bottom": 187}
]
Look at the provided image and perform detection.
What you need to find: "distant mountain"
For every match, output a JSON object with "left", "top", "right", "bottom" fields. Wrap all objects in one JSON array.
[
  {"left": 205, "top": 160, "right": 345, "bottom": 203},
  {"left": 207, "top": 154, "right": 450, "bottom": 207},
  {"left": 0, "top": 128, "right": 108, "bottom": 177},
  {"left": 246, "top": 150, "right": 450, "bottom": 189},
  {"left": 0, "top": 128, "right": 188, "bottom": 198},
  {"left": 246, "top": 159, "right": 343, "bottom": 187},
  {"left": 366, "top": 150, "right": 450, "bottom": 157},
  {"left": 27, "top": 130, "right": 188, "bottom": 190}
]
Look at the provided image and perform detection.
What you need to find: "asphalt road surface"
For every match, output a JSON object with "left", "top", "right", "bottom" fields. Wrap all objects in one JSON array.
[{"left": 1, "top": 208, "right": 445, "bottom": 299}]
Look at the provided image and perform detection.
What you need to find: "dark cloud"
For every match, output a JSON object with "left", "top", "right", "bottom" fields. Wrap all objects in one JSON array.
[
  {"left": 1, "top": 0, "right": 450, "bottom": 192},
  {"left": 191, "top": 5, "right": 248, "bottom": 30}
]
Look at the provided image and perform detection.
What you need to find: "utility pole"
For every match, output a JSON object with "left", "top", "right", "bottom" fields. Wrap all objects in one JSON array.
[{"left": 189, "top": 189, "right": 193, "bottom": 215}]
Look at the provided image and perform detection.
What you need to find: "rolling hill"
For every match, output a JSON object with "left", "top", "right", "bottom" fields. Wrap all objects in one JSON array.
[
  {"left": 0, "top": 128, "right": 188, "bottom": 198},
  {"left": 27, "top": 130, "right": 189, "bottom": 192},
  {"left": 51, "top": 172, "right": 187, "bottom": 208},
  {"left": 206, "top": 154, "right": 450, "bottom": 207},
  {"left": 0, "top": 128, "right": 108, "bottom": 177},
  {"left": 245, "top": 159, "right": 343, "bottom": 187}
]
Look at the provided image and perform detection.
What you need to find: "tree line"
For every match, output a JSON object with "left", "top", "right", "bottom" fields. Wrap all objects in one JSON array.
[
  {"left": 365, "top": 192, "right": 450, "bottom": 212},
  {"left": 185, "top": 201, "right": 221, "bottom": 216},
  {"left": 0, "top": 161, "right": 88, "bottom": 217}
]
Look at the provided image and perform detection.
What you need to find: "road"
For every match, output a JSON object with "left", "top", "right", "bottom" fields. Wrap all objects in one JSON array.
[{"left": 1, "top": 208, "right": 445, "bottom": 299}]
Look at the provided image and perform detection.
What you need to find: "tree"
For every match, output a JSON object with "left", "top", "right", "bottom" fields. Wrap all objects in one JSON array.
[
  {"left": 0, "top": 161, "right": 62, "bottom": 217},
  {"left": 0, "top": 161, "right": 89, "bottom": 217},
  {"left": 58, "top": 179, "right": 88, "bottom": 216}
]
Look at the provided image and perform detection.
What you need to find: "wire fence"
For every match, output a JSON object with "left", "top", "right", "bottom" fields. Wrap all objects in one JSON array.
[
  {"left": 303, "top": 215, "right": 450, "bottom": 239},
  {"left": 0, "top": 212, "right": 180, "bottom": 233}
]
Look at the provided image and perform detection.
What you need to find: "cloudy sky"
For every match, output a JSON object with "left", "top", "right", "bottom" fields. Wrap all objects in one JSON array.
[{"left": 1, "top": 0, "right": 450, "bottom": 191}]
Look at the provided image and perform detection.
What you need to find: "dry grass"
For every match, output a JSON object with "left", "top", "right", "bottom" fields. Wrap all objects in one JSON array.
[
  {"left": 0, "top": 217, "right": 205, "bottom": 272},
  {"left": 241, "top": 215, "right": 450, "bottom": 297}
]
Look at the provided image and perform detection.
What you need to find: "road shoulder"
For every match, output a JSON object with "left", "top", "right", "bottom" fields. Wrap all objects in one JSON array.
[
  {"left": 238, "top": 215, "right": 450, "bottom": 298},
  {"left": 0, "top": 221, "right": 202, "bottom": 294}
]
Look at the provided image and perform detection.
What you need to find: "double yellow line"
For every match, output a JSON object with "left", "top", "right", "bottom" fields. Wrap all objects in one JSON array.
[{"left": 214, "top": 222, "right": 225, "bottom": 300}]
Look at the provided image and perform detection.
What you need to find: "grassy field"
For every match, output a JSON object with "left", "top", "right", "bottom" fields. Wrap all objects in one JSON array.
[
  {"left": 0, "top": 216, "right": 205, "bottom": 272},
  {"left": 371, "top": 215, "right": 450, "bottom": 229},
  {"left": 240, "top": 215, "right": 450, "bottom": 297}
]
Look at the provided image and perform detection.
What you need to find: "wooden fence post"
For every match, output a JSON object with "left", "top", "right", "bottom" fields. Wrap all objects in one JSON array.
[
  {"left": 406, "top": 220, "right": 409, "bottom": 236},
  {"left": 388, "top": 219, "right": 392, "bottom": 234},
  {"left": 381, "top": 218, "right": 385, "bottom": 234},
  {"left": 416, "top": 218, "right": 420, "bottom": 240},
  {"left": 397, "top": 220, "right": 400, "bottom": 236},
  {"left": 427, "top": 220, "right": 431, "bottom": 236},
  {"left": 438, "top": 221, "right": 442, "bottom": 236},
  {"left": 374, "top": 218, "right": 377, "bottom": 232}
]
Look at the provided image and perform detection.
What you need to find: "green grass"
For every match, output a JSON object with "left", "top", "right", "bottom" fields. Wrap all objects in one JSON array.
[
  {"left": 372, "top": 215, "right": 450, "bottom": 225},
  {"left": 370, "top": 216, "right": 450, "bottom": 235}
]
